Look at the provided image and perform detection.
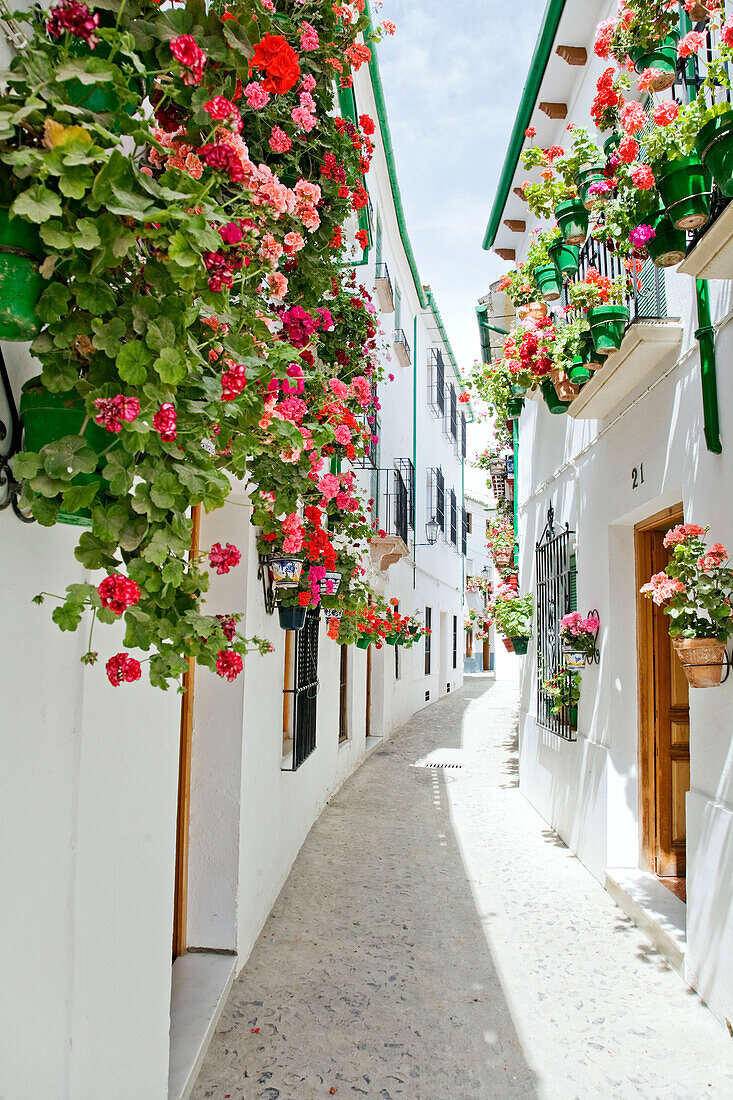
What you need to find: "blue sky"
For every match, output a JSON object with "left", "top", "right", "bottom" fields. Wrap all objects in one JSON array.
[{"left": 375, "top": 0, "right": 544, "bottom": 375}]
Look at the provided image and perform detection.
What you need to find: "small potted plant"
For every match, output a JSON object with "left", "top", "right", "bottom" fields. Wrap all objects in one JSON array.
[
  {"left": 559, "top": 611, "right": 600, "bottom": 659},
  {"left": 488, "top": 581, "right": 533, "bottom": 654},
  {"left": 640, "top": 523, "right": 733, "bottom": 687},
  {"left": 543, "top": 666, "right": 581, "bottom": 725}
]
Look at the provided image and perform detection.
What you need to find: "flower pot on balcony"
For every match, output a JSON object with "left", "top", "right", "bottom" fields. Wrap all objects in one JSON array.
[
  {"left": 517, "top": 300, "right": 547, "bottom": 323},
  {"left": 647, "top": 210, "right": 687, "bottom": 267},
  {"left": 629, "top": 31, "right": 679, "bottom": 92},
  {"left": 575, "top": 164, "right": 607, "bottom": 210},
  {"left": 502, "top": 636, "right": 514, "bottom": 653},
  {"left": 566, "top": 357, "right": 592, "bottom": 386},
  {"left": 0, "top": 209, "right": 45, "bottom": 341},
  {"left": 319, "top": 570, "right": 342, "bottom": 595},
  {"left": 540, "top": 377, "right": 572, "bottom": 414},
  {"left": 534, "top": 263, "right": 562, "bottom": 302},
  {"left": 278, "top": 605, "right": 307, "bottom": 631},
  {"left": 570, "top": 705, "right": 578, "bottom": 729},
  {"left": 695, "top": 109, "right": 733, "bottom": 198},
  {"left": 587, "top": 304, "right": 629, "bottom": 355},
  {"left": 509, "top": 636, "right": 529, "bottom": 655},
  {"left": 507, "top": 395, "right": 525, "bottom": 419},
  {"left": 550, "top": 366, "right": 579, "bottom": 402},
  {"left": 672, "top": 637, "right": 727, "bottom": 688},
  {"left": 657, "top": 155, "right": 713, "bottom": 230},
  {"left": 603, "top": 133, "right": 622, "bottom": 158},
  {"left": 548, "top": 239, "right": 579, "bottom": 279},
  {"left": 580, "top": 340, "right": 603, "bottom": 370},
  {"left": 269, "top": 556, "right": 304, "bottom": 588},
  {"left": 687, "top": 2, "right": 711, "bottom": 21},
  {"left": 555, "top": 198, "right": 589, "bottom": 246},
  {"left": 356, "top": 636, "right": 371, "bottom": 650}
]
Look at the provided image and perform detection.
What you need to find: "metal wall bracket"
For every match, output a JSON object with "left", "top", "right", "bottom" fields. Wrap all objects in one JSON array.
[{"left": 258, "top": 554, "right": 275, "bottom": 615}]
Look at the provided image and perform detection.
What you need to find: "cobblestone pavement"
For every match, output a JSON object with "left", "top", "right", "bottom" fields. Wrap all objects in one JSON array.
[{"left": 192, "top": 677, "right": 733, "bottom": 1100}]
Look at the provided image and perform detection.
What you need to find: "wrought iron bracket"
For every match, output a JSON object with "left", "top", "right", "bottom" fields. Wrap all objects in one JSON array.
[
  {"left": 0, "top": 348, "right": 34, "bottom": 524},
  {"left": 258, "top": 554, "right": 275, "bottom": 615},
  {"left": 586, "top": 608, "right": 601, "bottom": 666}
]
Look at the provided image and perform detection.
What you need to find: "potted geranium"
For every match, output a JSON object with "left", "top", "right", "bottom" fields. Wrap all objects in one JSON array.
[
  {"left": 640, "top": 523, "right": 733, "bottom": 687},
  {"left": 488, "top": 581, "right": 533, "bottom": 654},
  {"left": 543, "top": 666, "right": 581, "bottom": 724},
  {"left": 559, "top": 611, "right": 600, "bottom": 658}
]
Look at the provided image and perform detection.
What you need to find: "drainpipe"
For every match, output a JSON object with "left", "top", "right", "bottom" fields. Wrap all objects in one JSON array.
[
  {"left": 513, "top": 417, "right": 519, "bottom": 570},
  {"left": 695, "top": 279, "right": 722, "bottom": 455},
  {"left": 413, "top": 312, "right": 418, "bottom": 589}
]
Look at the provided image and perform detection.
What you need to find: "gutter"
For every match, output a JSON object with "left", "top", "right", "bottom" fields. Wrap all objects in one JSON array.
[
  {"left": 482, "top": 0, "right": 568, "bottom": 251},
  {"left": 695, "top": 279, "right": 722, "bottom": 455}
]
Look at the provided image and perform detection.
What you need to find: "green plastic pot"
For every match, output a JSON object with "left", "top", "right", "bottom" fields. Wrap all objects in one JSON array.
[
  {"left": 587, "top": 304, "right": 629, "bottom": 356},
  {"left": 580, "top": 340, "right": 602, "bottom": 370},
  {"left": 575, "top": 165, "right": 607, "bottom": 210},
  {"left": 566, "top": 357, "right": 591, "bottom": 386},
  {"left": 534, "top": 263, "right": 562, "bottom": 302},
  {"left": 356, "top": 636, "right": 371, "bottom": 650},
  {"left": 629, "top": 31, "right": 679, "bottom": 91},
  {"left": 548, "top": 239, "right": 579, "bottom": 279},
  {"left": 570, "top": 704, "right": 578, "bottom": 730},
  {"left": 647, "top": 210, "right": 687, "bottom": 268},
  {"left": 509, "top": 636, "right": 529, "bottom": 655},
  {"left": 65, "top": 38, "right": 150, "bottom": 117},
  {"left": 695, "top": 109, "right": 733, "bottom": 198},
  {"left": 555, "top": 198, "right": 589, "bottom": 246},
  {"left": 0, "top": 208, "right": 45, "bottom": 341},
  {"left": 540, "top": 377, "right": 571, "bottom": 415},
  {"left": 656, "top": 155, "right": 712, "bottom": 231},
  {"left": 19, "top": 378, "right": 118, "bottom": 526},
  {"left": 278, "top": 605, "right": 307, "bottom": 631},
  {"left": 507, "top": 396, "right": 525, "bottom": 419},
  {"left": 603, "top": 133, "right": 622, "bottom": 158}
]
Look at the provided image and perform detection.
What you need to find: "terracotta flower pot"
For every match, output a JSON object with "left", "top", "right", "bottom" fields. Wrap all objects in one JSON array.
[
  {"left": 550, "top": 366, "right": 579, "bottom": 402},
  {"left": 502, "top": 636, "right": 514, "bottom": 653},
  {"left": 517, "top": 300, "right": 547, "bottom": 324},
  {"left": 629, "top": 31, "right": 679, "bottom": 92},
  {"left": 687, "top": 2, "right": 711, "bottom": 20},
  {"left": 672, "top": 637, "right": 727, "bottom": 688}
]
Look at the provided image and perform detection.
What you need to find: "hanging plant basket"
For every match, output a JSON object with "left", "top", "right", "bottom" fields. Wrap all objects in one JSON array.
[
  {"left": 319, "top": 570, "right": 342, "bottom": 595},
  {"left": 507, "top": 395, "right": 525, "bottom": 419},
  {"left": 534, "top": 263, "right": 562, "bottom": 302},
  {"left": 509, "top": 636, "right": 530, "bottom": 655},
  {"left": 540, "top": 377, "right": 572, "bottom": 414},
  {"left": 548, "top": 239, "right": 579, "bottom": 280},
  {"left": 656, "top": 155, "right": 713, "bottom": 231},
  {"left": 580, "top": 340, "right": 603, "bottom": 371},
  {"left": 550, "top": 366, "right": 579, "bottom": 402},
  {"left": 517, "top": 300, "right": 547, "bottom": 324},
  {"left": 629, "top": 31, "right": 680, "bottom": 92},
  {"left": 555, "top": 198, "right": 589, "bottom": 246},
  {"left": 647, "top": 210, "right": 687, "bottom": 268},
  {"left": 695, "top": 109, "right": 733, "bottom": 199},
  {"left": 566, "top": 357, "right": 592, "bottom": 386},
  {"left": 603, "top": 133, "right": 622, "bottom": 158},
  {"left": 672, "top": 637, "right": 727, "bottom": 688},
  {"left": 575, "top": 165, "right": 607, "bottom": 210},
  {"left": 587, "top": 304, "right": 629, "bottom": 356},
  {"left": 268, "top": 556, "right": 305, "bottom": 588},
  {"left": 278, "top": 605, "right": 308, "bottom": 631},
  {"left": 501, "top": 636, "right": 515, "bottom": 653},
  {"left": 0, "top": 209, "right": 45, "bottom": 341},
  {"left": 356, "top": 636, "right": 372, "bottom": 650}
]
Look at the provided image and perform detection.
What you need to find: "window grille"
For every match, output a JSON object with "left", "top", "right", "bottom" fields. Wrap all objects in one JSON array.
[
  {"left": 442, "top": 385, "right": 455, "bottom": 442},
  {"left": 460, "top": 412, "right": 467, "bottom": 460},
  {"left": 395, "top": 457, "right": 415, "bottom": 529},
  {"left": 452, "top": 615, "right": 457, "bottom": 670},
  {"left": 393, "top": 465, "right": 408, "bottom": 544},
  {"left": 536, "top": 505, "right": 576, "bottom": 741},
  {"left": 461, "top": 507, "right": 468, "bottom": 555},
  {"left": 564, "top": 238, "right": 668, "bottom": 324},
  {"left": 428, "top": 348, "right": 445, "bottom": 417},
  {"left": 450, "top": 386, "right": 458, "bottom": 442},
  {"left": 338, "top": 644, "right": 348, "bottom": 743},
  {"left": 436, "top": 468, "right": 445, "bottom": 532},
  {"left": 450, "top": 489, "right": 457, "bottom": 546},
  {"left": 424, "top": 606, "right": 432, "bottom": 674},
  {"left": 284, "top": 610, "right": 320, "bottom": 769}
]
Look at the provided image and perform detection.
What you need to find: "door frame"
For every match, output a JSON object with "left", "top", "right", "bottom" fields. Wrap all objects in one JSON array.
[{"left": 634, "top": 503, "right": 684, "bottom": 872}]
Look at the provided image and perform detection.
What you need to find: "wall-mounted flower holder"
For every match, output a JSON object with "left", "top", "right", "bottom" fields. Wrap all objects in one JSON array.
[
  {"left": 672, "top": 637, "right": 731, "bottom": 688},
  {"left": 561, "top": 609, "right": 600, "bottom": 667}
]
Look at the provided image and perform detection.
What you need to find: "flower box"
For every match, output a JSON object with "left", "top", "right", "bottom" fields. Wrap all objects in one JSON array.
[
  {"left": 393, "top": 328, "right": 411, "bottom": 368},
  {"left": 678, "top": 198, "right": 733, "bottom": 279},
  {"left": 568, "top": 320, "right": 684, "bottom": 421}
]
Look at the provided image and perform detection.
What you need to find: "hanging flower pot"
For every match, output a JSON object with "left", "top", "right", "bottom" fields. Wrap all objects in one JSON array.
[
  {"left": 587, "top": 304, "right": 629, "bottom": 355},
  {"left": 550, "top": 366, "right": 579, "bottom": 402},
  {"left": 517, "top": 300, "right": 547, "bottom": 324},
  {"left": 509, "top": 636, "right": 530, "bottom": 655},
  {"left": 575, "top": 164, "right": 607, "bottom": 210},
  {"left": 356, "top": 636, "right": 372, "bottom": 650},
  {"left": 554, "top": 198, "right": 589, "bottom": 246},
  {"left": 656, "top": 155, "right": 713, "bottom": 231},
  {"left": 268, "top": 556, "right": 304, "bottom": 588},
  {"left": 695, "top": 109, "right": 733, "bottom": 199},
  {"left": 278, "top": 605, "right": 308, "bottom": 631},
  {"left": 566, "top": 357, "right": 592, "bottom": 386},
  {"left": 547, "top": 239, "right": 579, "bottom": 280},
  {"left": 603, "top": 133, "right": 622, "bottom": 158},
  {"left": 534, "top": 263, "right": 562, "bottom": 303},
  {"left": 580, "top": 340, "right": 603, "bottom": 371},
  {"left": 687, "top": 3, "right": 711, "bottom": 22},
  {"left": 540, "top": 377, "right": 572, "bottom": 414},
  {"left": 672, "top": 637, "right": 727, "bottom": 688},
  {"left": 319, "top": 570, "right": 342, "bottom": 595},
  {"left": 19, "top": 378, "right": 117, "bottom": 526},
  {"left": 502, "top": 636, "right": 514, "bottom": 653},
  {"left": 0, "top": 209, "right": 45, "bottom": 341},
  {"left": 326, "top": 609, "right": 343, "bottom": 622},
  {"left": 629, "top": 31, "right": 680, "bottom": 92},
  {"left": 646, "top": 211, "right": 687, "bottom": 268},
  {"left": 507, "top": 395, "right": 525, "bottom": 419}
]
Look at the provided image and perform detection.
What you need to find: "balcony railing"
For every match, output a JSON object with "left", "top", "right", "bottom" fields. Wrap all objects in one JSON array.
[
  {"left": 563, "top": 237, "right": 668, "bottom": 323},
  {"left": 374, "top": 262, "right": 394, "bottom": 314},
  {"left": 372, "top": 463, "right": 413, "bottom": 545},
  {"left": 393, "top": 328, "right": 411, "bottom": 367}
]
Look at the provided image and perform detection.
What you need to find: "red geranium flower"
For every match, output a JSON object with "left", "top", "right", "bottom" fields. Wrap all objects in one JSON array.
[{"left": 250, "top": 33, "right": 301, "bottom": 94}]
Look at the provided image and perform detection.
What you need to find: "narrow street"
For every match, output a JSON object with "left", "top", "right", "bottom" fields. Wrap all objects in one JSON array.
[{"left": 192, "top": 678, "right": 733, "bottom": 1100}]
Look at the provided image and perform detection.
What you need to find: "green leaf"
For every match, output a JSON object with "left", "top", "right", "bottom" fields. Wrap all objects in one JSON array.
[
  {"left": 40, "top": 360, "right": 80, "bottom": 393},
  {"left": 56, "top": 58, "right": 118, "bottom": 85},
  {"left": 12, "top": 451, "right": 43, "bottom": 479},
  {"left": 40, "top": 222, "right": 74, "bottom": 250},
  {"left": 150, "top": 471, "right": 181, "bottom": 509},
  {"left": 92, "top": 316, "right": 127, "bottom": 357},
  {"left": 153, "top": 347, "right": 187, "bottom": 385},
  {"left": 42, "top": 437, "right": 97, "bottom": 480},
  {"left": 61, "top": 481, "right": 99, "bottom": 513},
  {"left": 75, "top": 279, "right": 116, "bottom": 314},
  {"left": 58, "top": 164, "right": 94, "bottom": 200},
  {"left": 91, "top": 151, "right": 164, "bottom": 220},
  {"left": 142, "top": 527, "right": 175, "bottom": 566},
  {"left": 116, "top": 341, "right": 150, "bottom": 385},
  {"left": 31, "top": 495, "right": 60, "bottom": 526},
  {"left": 145, "top": 316, "right": 176, "bottom": 352},
  {"left": 168, "top": 231, "right": 199, "bottom": 267},
  {"left": 36, "top": 281, "right": 72, "bottom": 324},
  {"left": 162, "top": 559, "right": 184, "bottom": 585},
  {"left": 52, "top": 603, "right": 85, "bottom": 631},
  {"left": 90, "top": 502, "right": 128, "bottom": 542},
  {"left": 74, "top": 531, "right": 118, "bottom": 571},
  {"left": 11, "top": 185, "right": 62, "bottom": 223},
  {"left": 73, "top": 218, "right": 102, "bottom": 250},
  {"left": 118, "top": 515, "right": 148, "bottom": 551},
  {"left": 101, "top": 449, "right": 136, "bottom": 495}
]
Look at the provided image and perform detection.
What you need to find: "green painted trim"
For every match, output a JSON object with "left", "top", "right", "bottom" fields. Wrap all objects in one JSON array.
[
  {"left": 513, "top": 417, "right": 519, "bottom": 559},
  {"left": 695, "top": 279, "right": 722, "bottom": 455},
  {"left": 482, "top": 0, "right": 568, "bottom": 251},
  {"left": 413, "top": 311, "right": 418, "bottom": 555}
]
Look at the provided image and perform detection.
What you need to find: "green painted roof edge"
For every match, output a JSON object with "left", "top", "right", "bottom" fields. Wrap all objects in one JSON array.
[{"left": 482, "top": 0, "right": 568, "bottom": 251}]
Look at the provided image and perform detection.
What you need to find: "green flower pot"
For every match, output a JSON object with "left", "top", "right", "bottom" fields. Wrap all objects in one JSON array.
[
  {"left": 603, "top": 133, "right": 622, "bottom": 158},
  {"left": 385, "top": 635, "right": 398, "bottom": 646},
  {"left": 278, "top": 605, "right": 307, "bottom": 631},
  {"left": 65, "top": 38, "right": 149, "bottom": 118},
  {"left": 555, "top": 198, "right": 589, "bottom": 246},
  {"left": 656, "top": 155, "right": 713, "bottom": 231},
  {"left": 695, "top": 109, "right": 733, "bottom": 198},
  {"left": 510, "top": 636, "right": 530, "bottom": 655},
  {"left": 566, "top": 357, "right": 591, "bottom": 386},
  {"left": 507, "top": 396, "right": 525, "bottom": 419},
  {"left": 580, "top": 340, "right": 602, "bottom": 370},
  {"left": 0, "top": 208, "right": 45, "bottom": 341},
  {"left": 540, "top": 377, "right": 571, "bottom": 415},
  {"left": 548, "top": 239, "right": 579, "bottom": 279},
  {"left": 534, "top": 263, "right": 562, "bottom": 303},
  {"left": 19, "top": 378, "right": 117, "bottom": 526},
  {"left": 356, "top": 636, "right": 371, "bottom": 650},
  {"left": 647, "top": 210, "right": 687, "bottom": 268},
  {"left": 587, "top": 304, "right": 629, "bottom": 356},
  {"left": 575, "top": 165, "right": 607, "bottom": 210},
  {"left": 570, "top": 704, "right": 578, "bottom": 730},
  {"left": 629, "top": 31, "right": 679, "bottom": 91}
]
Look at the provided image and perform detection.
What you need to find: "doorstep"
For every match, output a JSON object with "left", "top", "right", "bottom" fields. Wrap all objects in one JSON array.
[
  {"left": 168, "top": 951, "right": 237, "bottom": 1100},
  {"left": 365, "top": 734, "right": 383, "bottom": 758},
  {"left": 605, "top": 868, "right": 686, "bottom": 975}
]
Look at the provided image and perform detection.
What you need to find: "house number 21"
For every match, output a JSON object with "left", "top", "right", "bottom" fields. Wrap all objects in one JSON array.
[{"left": 631, "top": 463, "right": 645, "bottom": 489}]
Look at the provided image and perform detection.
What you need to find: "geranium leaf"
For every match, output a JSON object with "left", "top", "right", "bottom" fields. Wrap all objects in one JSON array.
[
  {"left": 116, "top": 340, "right": 150, "bottom": 384},
  {"left": 11, "top": 184, "right": 62, "bottom": 223}
]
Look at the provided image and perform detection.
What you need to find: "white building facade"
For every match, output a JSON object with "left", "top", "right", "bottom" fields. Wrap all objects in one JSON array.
[{"left": 484, "top": 0, "right": 733, "bottom": 1028}]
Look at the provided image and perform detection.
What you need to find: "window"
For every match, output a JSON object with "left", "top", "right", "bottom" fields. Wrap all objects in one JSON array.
[
  {"left": 452, "top": 616, "right": 457, "bottom": 669},
  {"left": 461, "top": 412, "right": 467, "bottom": 459},
  {"left": 283, "top": 609, "right": 320, "bottom": 769},
  {"left": 424, "top": 606, "right": 432, "bottom": 674},
  {"left": 436, "top": 469, "right": 445, "bottom": 532},
  {"left": 338, "top": 644, "right": 349, "bottom": 743},
  {"left": 536, "top": 506, "right": 577, "bottom": 742},
  {"left": 428, "top": 348, "right": 445, "bottom": 417},
  {"left": 461, "top": 507, "right": 468, "bottom": 556},
  {"left": 467, "top": 511, "right": 473, "bottom": 534},
  {"left": 486, "top": 518, "right": 492, "bottom": 539},
  {"left": 450, "top": 489, "right": 457, "bottom": 546}
]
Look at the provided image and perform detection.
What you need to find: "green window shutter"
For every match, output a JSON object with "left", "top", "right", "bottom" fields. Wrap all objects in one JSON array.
[
  {"left": 636, "top": 259, "right": 666, "bottom": 317},
  {"left": 395, "top": 285, "right": 401, "bottom": 332},
  {"left": 569, "top": 553, "right": 577, "bottom": 613},
  {"left": 375, "top": 215, "right": 382, "bottom": 267}
]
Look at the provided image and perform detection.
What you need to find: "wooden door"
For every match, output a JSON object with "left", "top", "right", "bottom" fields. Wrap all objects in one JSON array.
[{"left": 636, "top": 509, "right": 690, "bottom": 879}]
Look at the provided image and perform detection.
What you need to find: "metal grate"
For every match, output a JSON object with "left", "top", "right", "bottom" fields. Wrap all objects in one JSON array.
[
  {"left": 450, "top": 488, "right": 457, "bottom": 546},
  {"left": 460, "top": 411, "right": 467, "bottom": 460},
  {"left": 461, "top": 507, "right": 468, "bottom": 556},
  {"left": 285, "top": 610, "right": 320, "bottom": 770},
  {"left": 564, "top": 239, "right": 668, "bottom": 323},
  {"left": 395, "top": 457, "right": 415, "bottom": 530},
  {"left": 428, "top": 348, "right": 445, "bottom": 417},
  {"left": 536, "top": 505, "right": 576, "bottom": 741}
]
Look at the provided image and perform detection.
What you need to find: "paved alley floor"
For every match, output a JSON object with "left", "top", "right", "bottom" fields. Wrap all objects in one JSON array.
[{"left": 192, "top": 677, "right": 733, "bottom": 1100}]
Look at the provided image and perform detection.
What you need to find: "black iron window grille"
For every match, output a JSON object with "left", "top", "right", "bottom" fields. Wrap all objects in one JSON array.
[
  {"left": 374, "top": 261, "right": 393, "bottom": 299},
  {"left": 283, "top": 609, "right": 320, "bottom": 770},
  {"left": 425, "top": 606, "right": 432, "bottom": 674},
  {"left": 449, "top": 488, "right": 457, "bottom": 546},
  {"left": 428, "top": 347, "right": 445, "bottom": 418},
  {"left": 372, "top": 463, "right": 413, "bottom": 544},
  {"left": 536, "top": 505, "right": 577, "bottom": 741},
  {"left": 452, "top": 615, "right": 457, "bottom": 669},
  {"left": 461, "top": 507, "right": 468, "bottom": 556},
  {"left": 442, "top": 385, "right": 454, "bottom": 443},
  {"left": 395, "top": 457, "right": 415, "bottom": 529},
  {"left": 353, "top": 407, "right": 379, "bottom": 470},
  {"left": 435, "top": 468, "right": 445, "bottom": 532},
  {"left": 460, "top": 412, "right": 467, "bottom": 460}
]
